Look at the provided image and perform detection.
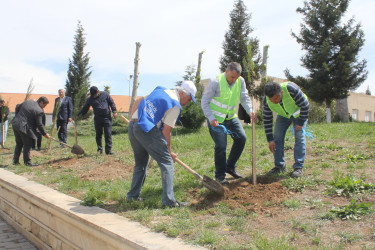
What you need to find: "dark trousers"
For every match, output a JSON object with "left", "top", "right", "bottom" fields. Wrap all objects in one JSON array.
[
  {"left": 94, "top": 116, "right": 112, "bottom": 153},
  {"left": 57, "top": 119, "right": 68, "bottom": 143},
  {"left": 13, "top": 128, "right": 34, "bottom": 164},
  {"left": 32, "top": 133, "right": 42, "bottom": 149}
]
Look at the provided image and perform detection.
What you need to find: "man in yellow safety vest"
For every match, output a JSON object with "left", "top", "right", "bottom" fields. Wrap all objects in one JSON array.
[
  {"left": 263, "top": 81, "right": 310, "bottom": 178},
  {"left": 201, "top": 62, "right": 255, "bottom": 185}
]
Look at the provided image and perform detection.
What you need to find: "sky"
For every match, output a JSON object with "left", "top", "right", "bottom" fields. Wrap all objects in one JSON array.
[{"left": 0, "top": 0, "right": 374, "bottom": 97}]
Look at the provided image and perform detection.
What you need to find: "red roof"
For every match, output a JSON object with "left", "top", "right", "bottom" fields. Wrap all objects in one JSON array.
[{"left": 0, "top": 93, "right": 133, "bottom": 114}]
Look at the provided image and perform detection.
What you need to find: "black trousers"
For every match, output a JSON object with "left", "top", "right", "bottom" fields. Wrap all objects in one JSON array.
[
  {"left": 32, "top": 133, "right": 42, "bottom": 149},
  {"left": 13, "top": 128, "right": 34, "bottom": 164},
  {"left": 94, "top": 116, "right": 112, "bottom": 153},
  {"left": 57, "top": 119, "right": 68, "bottom": 143}
]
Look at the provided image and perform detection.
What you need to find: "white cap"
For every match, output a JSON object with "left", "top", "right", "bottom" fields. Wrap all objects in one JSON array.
[{"left": 181, "top": 80, "right": 197, "bottom": 103}]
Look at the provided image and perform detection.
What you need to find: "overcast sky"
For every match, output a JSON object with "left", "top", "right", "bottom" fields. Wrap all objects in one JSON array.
[{"left": 0, "top": 0, "right": 374, "bottom": 97}]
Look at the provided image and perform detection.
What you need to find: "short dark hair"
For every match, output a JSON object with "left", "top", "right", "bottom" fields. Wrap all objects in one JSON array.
[
  {"left": 37, "top": 96, "right": 49, "bottom": 104},
  {"left": 0, "top": 99, "right": 4, "bottom": 104},
  {"left": 264, "top": 82, "right": 282, "bottom": 98},
  {"left": 226, "top": 62, "right": 242, "bottom": 74}
]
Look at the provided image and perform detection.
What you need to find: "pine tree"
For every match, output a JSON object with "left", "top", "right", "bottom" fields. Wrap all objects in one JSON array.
[
  {"left": 286, "top": 0, "right": 368, "bottom": 123},
  {"left": 219, "top": 0, "right": 262, "bottom": 96},
  {"left": 65, "top": 21, "right": 92, "bottom": 109}
]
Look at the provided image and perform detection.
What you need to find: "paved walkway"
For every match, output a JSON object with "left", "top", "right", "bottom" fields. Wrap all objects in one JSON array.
[{"left": 0, "top": 216, "right": 37, "bottom": 250}]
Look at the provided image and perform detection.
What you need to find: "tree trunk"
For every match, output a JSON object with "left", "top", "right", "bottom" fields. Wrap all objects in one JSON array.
[
  {"left": 129, "top": 42, "right": 141, "bottom": 114},
  {"left": 326, "top": 100, "right": 331, "bottom": 123},
  {"left": 261, "top": 45, "right": 269, "bottom": 78},
  {"left": 195, "top": 51, "right": 204, "bottom": 81}
]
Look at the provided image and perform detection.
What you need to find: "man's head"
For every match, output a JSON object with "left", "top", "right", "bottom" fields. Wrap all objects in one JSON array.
[
  {"left": 177, "top": 81, "right": 197, "bottom": 106},
  {"left": 37, "top": 96, "right": 49, "bottom": 109},
  {"left": 58, "top": 89, "right": 65, "bottom": 98},
  {"left": 264, "top": 82, "right": 283, "bottom": 104},
  {"left": 90, "top": 86, "right": 100, "bottom": 98},
  {"left": 225, "top": 62, "right": 242, "bottom": 85},
  {"left": 0, "top": 100, "right": 4, "bottom": 107}
]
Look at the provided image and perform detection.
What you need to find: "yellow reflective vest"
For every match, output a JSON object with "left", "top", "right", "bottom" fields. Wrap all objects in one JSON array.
[
  {"left": 266, "top": 82, "right": 307, "bottom": 118},
  {"left": 209, "top": 73, "right": 241, "bottom": 123}
]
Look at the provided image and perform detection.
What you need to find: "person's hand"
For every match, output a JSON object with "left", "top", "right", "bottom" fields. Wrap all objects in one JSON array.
[
  {"left": 68, "top": 118, "right": 72, "bottom": 123},
  {"left": 210, "top": 119, "right": 219, "bottom": 127},
  {"left": 250, "top": 112, "right": 257, "bottom": 122},
  {"left": 170, "top": 152, "right": 178, "bottom": 162},
  {"left": 295, "top": 125, "right": 302, "bottom": 131},
  {"left": 113, "top": 113, "right": 118, "bottom": 119},
  {"left": 268, "top": 141, "right": 276, "bottom": 153},
  {"left": 44, "top": 133, "right": 50, "bottom": 139}
]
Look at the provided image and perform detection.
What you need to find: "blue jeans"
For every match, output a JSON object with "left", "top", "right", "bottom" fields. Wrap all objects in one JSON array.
[
  {"left": 127, "top": 121, "right": 176, "bottom": 206},
  {"left": 0, "top": 120, "right": 8, "bottom": 144},
  {"left": 273, "top": 115, "right": 307, "bottom": 169},
  {"left": 208, "top": 118, "right": 247, "bottom": 180}
]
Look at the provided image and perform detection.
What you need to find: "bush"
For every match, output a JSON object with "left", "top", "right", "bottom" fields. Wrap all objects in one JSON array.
[
  {"left": 179, "top": 100, "right": 206, "bottom": 130},
  {"left": 308, "top": 101, "right": 326, "bottom": 123}
]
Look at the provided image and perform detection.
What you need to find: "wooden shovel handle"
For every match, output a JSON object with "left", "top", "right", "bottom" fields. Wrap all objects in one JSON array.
[
  {"left": 120, "top": 115, "right": 130, "bottom": 124},
  {"left": 49, "top": 137, "right": 73, "bottom": 149},
  {"left": 175, "top": 157, "right": 203, "bottom": 181}
]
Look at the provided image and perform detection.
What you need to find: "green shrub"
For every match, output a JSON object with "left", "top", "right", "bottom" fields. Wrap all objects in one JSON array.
[{"left": 179, "top": 99, "right": 206, "bottom": 130}]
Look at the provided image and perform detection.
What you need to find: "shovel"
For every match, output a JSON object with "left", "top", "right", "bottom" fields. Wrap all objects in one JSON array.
[
  {"left": 175, "top": 157, "right": 224, "bottom": 195},
  {"left": 49, "top": 137, "right": 85, "bottom": 155}
]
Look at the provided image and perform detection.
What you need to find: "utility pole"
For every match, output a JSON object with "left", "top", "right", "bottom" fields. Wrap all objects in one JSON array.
[{"left": 129, "top": 42, "right": 141, "bottom": 114}]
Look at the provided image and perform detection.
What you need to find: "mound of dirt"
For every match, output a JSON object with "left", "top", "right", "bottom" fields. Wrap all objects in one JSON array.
[{"left": 190, "top": 176, "right": 290, "bottom": 213}]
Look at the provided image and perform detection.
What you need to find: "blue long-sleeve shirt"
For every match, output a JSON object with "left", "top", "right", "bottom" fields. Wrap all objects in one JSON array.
[
  {"left": 79, "top": 91, "right": 117, "bottom": 118},
  {"left": 263, "top": 82, "right": 309, "bottom": 142}
]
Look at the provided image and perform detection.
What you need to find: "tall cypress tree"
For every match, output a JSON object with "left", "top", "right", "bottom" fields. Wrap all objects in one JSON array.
[
  {"left": 286, "top": 0, "right": 367, "bottom": 122},
  {"left": 65, "top": 21, "right": 92, "bottom": 108},
  {"left": 219, "top": 0, "right": 262, "bottom": 96}
]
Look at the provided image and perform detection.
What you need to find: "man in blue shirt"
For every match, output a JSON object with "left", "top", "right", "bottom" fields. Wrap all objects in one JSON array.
[
  {"left": 127, "top": 81, "right": 196, "bottom": 207},
  {"left": 79, "top": 86, "right": 117, "bottom": 155}
]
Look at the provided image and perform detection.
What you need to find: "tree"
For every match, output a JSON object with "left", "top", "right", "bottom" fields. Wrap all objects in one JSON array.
[
  {"left": 175, "top": 64, "right": 196, "bottom": 86},
  {"left": 65, "top": 21, "right": 92, "bottom": 144},
  {"left": 219, "top": 0, "right": 263, "bottom": 96},
  {"left": 365, "top": 85, "right": 371, "bottom": 95},
  {"left": 104, "top": 85, "right": 111, "bottom": 94},
  {"left": 286, "top": 0, "right": 368, "bottom": 123},
  {"left": 65, "top": 21, "right": 92, "bottom": 109}
]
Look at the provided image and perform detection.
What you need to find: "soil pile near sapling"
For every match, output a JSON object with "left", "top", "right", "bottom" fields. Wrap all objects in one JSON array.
[{"left": 190, "top": 176, "right": 290, "bottom": 213}]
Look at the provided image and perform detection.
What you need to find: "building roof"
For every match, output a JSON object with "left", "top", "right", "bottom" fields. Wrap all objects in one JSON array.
[{"left": 0, "top": 93, "right": 133, "bottom": 114}]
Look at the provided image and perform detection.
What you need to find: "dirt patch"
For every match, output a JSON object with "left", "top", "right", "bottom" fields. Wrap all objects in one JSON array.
[{"left": 190, "top": 176, "right": 290, "bottom": 214}]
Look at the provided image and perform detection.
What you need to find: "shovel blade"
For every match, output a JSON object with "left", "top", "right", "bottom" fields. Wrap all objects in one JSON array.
[
  {"left": 71, "top": 144, "right": 85, "bottom": 155},
  {"left": 202, "top": 175, "right": 225, "bottom": 195}
]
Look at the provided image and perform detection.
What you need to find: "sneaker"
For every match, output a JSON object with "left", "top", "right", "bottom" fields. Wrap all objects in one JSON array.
[
  {"left": 97, "top": 149, "right": 103, "bottom": 154},
  {"left": 291, "top": 168, "right": 303, "bottom": 178},
  {"left": 106, "top": 151, "right": 114, "bottom": 155},
  {"left": 267, "top": 166, "right": 287, "bottom": 175},
  {"left": 215, "top": 178, "right": 229, "bottom": 185},
  {"left": 167, "top": 201, "right": 188, "bottom": 208},
  {"left": 12, "top": 161, "right": 20, "bottom": 165},
  {"left": 226, "top": 168, "right": 243, "bottom": 179}
]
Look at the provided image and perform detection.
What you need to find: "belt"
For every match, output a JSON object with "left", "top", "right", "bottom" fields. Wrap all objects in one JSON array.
[{"left": 131, "top": 119, "right": 138, "bottom": 122}]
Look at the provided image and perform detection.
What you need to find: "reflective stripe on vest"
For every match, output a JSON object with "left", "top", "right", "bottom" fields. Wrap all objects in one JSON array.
[
  {"left": 266, "top": 82, "right": 307, "bottom": 118},
  {"left": 209, "top": 73, "right": 241, "bottom": 123}
]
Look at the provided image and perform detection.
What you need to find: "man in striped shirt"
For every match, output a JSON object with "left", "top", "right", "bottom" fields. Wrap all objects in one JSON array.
[{"left": 263, "top": 81, "right": 309, "bottom": 178}]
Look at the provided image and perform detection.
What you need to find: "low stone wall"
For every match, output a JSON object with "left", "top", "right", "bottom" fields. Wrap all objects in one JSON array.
[{"left": 0, "top": 169, "right": 202, "bottom": 250}]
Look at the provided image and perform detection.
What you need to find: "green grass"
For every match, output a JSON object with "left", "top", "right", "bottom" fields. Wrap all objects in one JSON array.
[{"left": 1, "top": 122, "right": 375, "bottom": 249}]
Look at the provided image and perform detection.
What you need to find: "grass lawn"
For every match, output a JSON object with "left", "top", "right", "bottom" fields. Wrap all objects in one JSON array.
[{"left": 1, "top": 121, "right": 374, "bottom": 249}]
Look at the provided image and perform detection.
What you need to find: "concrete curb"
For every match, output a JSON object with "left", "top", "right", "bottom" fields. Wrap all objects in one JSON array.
[{"left": 0, "top": 168, "right": 204, "bottom": 250}]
